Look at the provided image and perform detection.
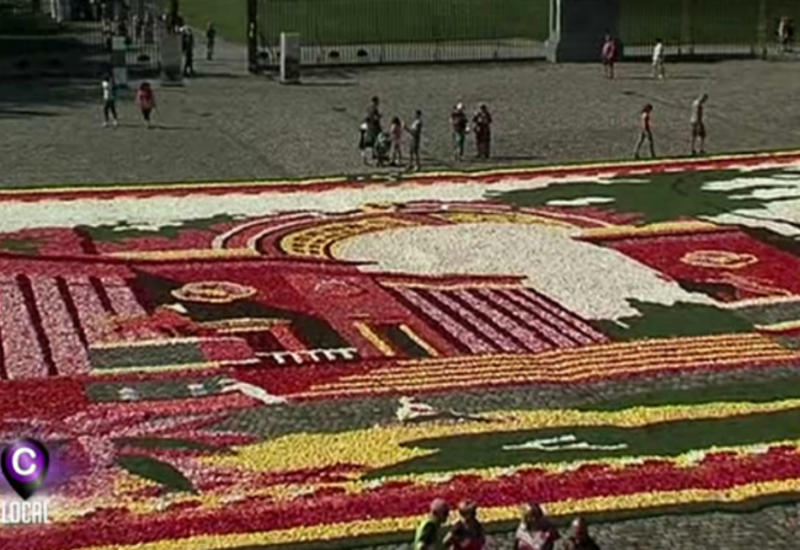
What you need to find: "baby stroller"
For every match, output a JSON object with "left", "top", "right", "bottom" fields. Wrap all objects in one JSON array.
[{"left": 373, "top": 131, "right": 391, "bottom": 166}]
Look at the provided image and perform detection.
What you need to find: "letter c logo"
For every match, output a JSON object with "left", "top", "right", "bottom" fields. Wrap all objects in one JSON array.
[{"left": 12, "top": 448, "right": 37, "bottom": 477}]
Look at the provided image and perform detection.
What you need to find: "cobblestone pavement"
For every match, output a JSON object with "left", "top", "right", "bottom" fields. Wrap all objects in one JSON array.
[{"left": 2, "top": 39, "right": 800, "bottom": 187}]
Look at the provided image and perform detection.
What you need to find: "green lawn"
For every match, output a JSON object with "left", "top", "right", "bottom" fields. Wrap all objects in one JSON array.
[{"left": 181, "top": 0, "right": 800, "bottom": 47}]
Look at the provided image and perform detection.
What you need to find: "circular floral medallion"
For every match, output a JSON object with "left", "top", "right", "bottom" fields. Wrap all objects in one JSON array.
[
  {"left": 171, "top": 281, "right": 257, "bottom": 304},
  {"left": 680, "top": 250, "right": 758, "bottom": 270}
]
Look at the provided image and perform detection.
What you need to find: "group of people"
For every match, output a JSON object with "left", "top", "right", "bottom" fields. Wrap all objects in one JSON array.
[
  {"left": 358, "top": 96, "right": 494, "bottom": 171},
  {"left": 602, "top": 15, "right": 796, "bottom": 82},
  {"left": 175, "top": 20, "right": 217, "bottom": 77},
  {"left": 602, "top": 33, "right": 712, "bottom": 159},
  {"left": 634, "top": 92, "right": 709, "bottom": 159},
  {"left": 601, "top": 36, "right": 667, "bottom": 81},
  {"left": 101, "top": 76, "right": 156, "bottom": 128},
  {"left": 414, "top": 499, "right": 600, "bottom": 550}
]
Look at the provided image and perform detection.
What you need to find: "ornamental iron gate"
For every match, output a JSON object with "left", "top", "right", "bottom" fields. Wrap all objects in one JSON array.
[{"left": 247, "top": 0, "right": 800, "bottom": 71}]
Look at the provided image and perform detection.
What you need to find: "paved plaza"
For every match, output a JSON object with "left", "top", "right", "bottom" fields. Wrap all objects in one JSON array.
[
  {"left": 2, "top": 38, "right": 800, "bottom": 550},
  {"left": 2, "top": 40, "right": 800, "bottom": 187}
]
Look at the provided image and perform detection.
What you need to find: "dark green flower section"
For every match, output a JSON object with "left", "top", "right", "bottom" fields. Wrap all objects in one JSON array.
[
  {"left": 592, "top": 300, "right": 754, "bottom": 339},
  {"left": 89, "top": 341, "right": 207, "bottom": 371},
  {"left": 580, "top": 374, "right": 800, "bottom": 411},
  {"left": 76, "top": 213, "right": 237, "bottom": 243},
  {"left": 87, "top": 375, "right": 230, "bottom": 402},
  {"left": 0, "top": 237, "right": 44, "bottom": 255},
  {"left": 115, "top": 454, "right": 198, "bottom": 494},
  {"left": 368, "top": 407, "right": 800, "bottom": 478},
  {"left": 487, "top": 168, "right": 800, "bottom": 223}
]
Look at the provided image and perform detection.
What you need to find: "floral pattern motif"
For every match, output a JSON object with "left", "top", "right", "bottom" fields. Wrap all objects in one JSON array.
[{"left": 2, "top": 154, "right": 800, "bottom": 549}]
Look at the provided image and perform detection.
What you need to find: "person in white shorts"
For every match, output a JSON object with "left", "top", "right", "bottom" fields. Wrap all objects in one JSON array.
[{"left": 652, "top": 38, "right": 665, "bottom": 79}]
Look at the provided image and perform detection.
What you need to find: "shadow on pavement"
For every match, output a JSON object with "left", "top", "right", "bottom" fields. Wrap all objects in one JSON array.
[
  {"left": 0, "top": 108, "right": 61, "bottom": 118},
  {"left": 0, "top": 78, "right": 97, "bottom": 114},
  {"left": 298, "top": 81, "right": 358, "bottom": 87},
  {"left": 1, "top": 5, "right": 108, "bottom": 84}
]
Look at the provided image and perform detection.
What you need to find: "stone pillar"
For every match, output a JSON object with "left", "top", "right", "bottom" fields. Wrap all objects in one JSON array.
[
  {"left": 280, "top": 32, "right": 300, "bottom": 83},
  {"left": 547, "top": 0, "right": 620, "bottom": 62},
  {"left": 160, "top": 21, "right": 183, "bottom": 85}
]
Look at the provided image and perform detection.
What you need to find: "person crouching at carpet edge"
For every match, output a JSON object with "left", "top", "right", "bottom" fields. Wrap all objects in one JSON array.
[
  {"left": 414, "top": 498, "right": 450, "bottom": 550},
  {"left": 514, "top": 502, "right": 560, "bottom": 550},
  {"left": 559, "top": 517, "right": 601, "bottom": 550},
  {"left": 445, "top": 500, "right": 486, "bottom": 550}
]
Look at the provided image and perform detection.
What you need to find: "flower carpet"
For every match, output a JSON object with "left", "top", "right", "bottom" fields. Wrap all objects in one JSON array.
[{"left": 3, "top": 151, "right": 800, "bottom": 549}]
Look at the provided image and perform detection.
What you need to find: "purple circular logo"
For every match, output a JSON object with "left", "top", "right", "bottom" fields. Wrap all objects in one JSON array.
[{"left": 1, "top": 438, "right": 49, "bottom": 500}]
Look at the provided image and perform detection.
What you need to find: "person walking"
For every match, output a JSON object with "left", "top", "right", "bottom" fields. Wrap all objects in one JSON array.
[
  {"left": 514, "top": 503, "right": 560, "bottom": 550},
  {"left": 634, "top": 104, "right": 655, "bottom": 159},
  {"left": 690, "top": 93, "right": 709, "bottom": 156},
  {"left": 389, "top": 116, "right": 404, "bottom": 166},
  {"left": 652, "top": 38, "right": 665, "bottom": 79},
  {"left": 778, "top": 16, "right": 795, "bottom": 52},
  {"left": 206, "top": 22, "right": 216, "bottom": 61},
  {"left": 472, "top": 103, "right": 493, "bottom": 159},
  {"left": 101, "top": 74, "right": 119, "bottom": 127},
  {"left": 451, "top": 103, "right": 468, "bottom": 161},
  {"left": 366, "top": 96, "right": 382, "bottom": 151},
  {"left": 601, "top": 35, "right": 618, "bottom": 79},
  {"left": 182, "top": 27, "right": 195, "bottom": 76},
  {"left": 136, "top": 81, "right": 156, "bottom": 128},
  {"left": 413, "top": 498, "right": 450, "bottom": 550},
  {"left": 405, "top": 109, "right": 423, "bottom": 171}
]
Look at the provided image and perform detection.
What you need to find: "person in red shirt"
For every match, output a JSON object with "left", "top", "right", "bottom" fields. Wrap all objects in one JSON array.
[
  {"left": 136, "top": 81, "right": 156, "bottom": 128},
  {"left": 634, "top": 103, "right": 655, "bottom": 159},
  {"left": 445, "top": 501, "right": 486, "bottom": 550},
  {"left": 601, "top": 35, "right": 618, "bottom": 79}
]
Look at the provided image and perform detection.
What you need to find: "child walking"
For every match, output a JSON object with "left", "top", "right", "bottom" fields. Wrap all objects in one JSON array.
[
  {"left": 389, "top": 116, "right": 403, "bottom": 166},
  {"left": 634, "top": 104, "right": 655, "bottom": 159},
  {"left": 136, "top": 82, "right": 156, "bottom": 128},
  {"left": 358, "top": 121, "right": 371, "bottom": 165},
  {"left": 101, "top": 75, "right": 118, "bottom": 127}
]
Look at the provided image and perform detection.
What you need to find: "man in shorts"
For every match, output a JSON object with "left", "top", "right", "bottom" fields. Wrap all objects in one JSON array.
[
  {"left": 652, "top": 38, "right": 665, "bottom": 79},
  {"left": 690, "top": 93, "right": 708, "bottom": 156}
]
